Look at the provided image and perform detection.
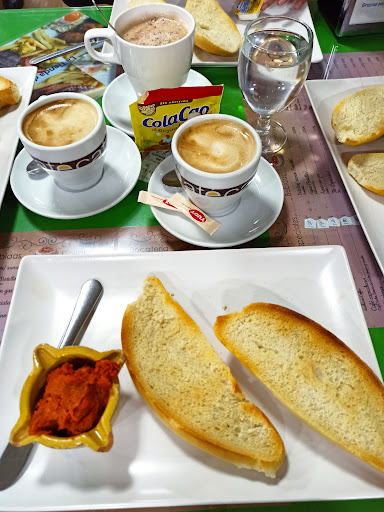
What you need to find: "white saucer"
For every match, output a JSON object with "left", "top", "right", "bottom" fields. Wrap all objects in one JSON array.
[
  {"left": 10, "top": 126, "right": 141, "bottom": 220},
  {"left": 102, "top": 70, "right": 212, "bottom": 137},
  {"left": 148, "top": 155, "right": 284, "bottom": 248}
]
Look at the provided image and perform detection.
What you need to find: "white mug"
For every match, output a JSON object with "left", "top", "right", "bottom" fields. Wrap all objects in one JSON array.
[
  {"left": 18, "top": 92, "right": 107, "bottom": 192},
  {"left": 84, "top": 4, "right": 195, "bottom": 97},
  {"left": 171, "top": 114, "right": 262, "bottom": 217}
]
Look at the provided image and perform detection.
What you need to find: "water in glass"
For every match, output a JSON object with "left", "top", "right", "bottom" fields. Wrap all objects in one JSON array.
[{"left": 239, "top": 30, "right": 311, "bottom": 116}]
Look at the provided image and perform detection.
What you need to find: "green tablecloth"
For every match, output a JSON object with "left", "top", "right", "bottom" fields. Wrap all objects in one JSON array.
[{"left": 1, "top": 2, "right": 383, "bottom": 233}]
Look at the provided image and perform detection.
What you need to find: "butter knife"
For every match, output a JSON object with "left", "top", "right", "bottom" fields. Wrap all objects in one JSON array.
[
  {"left": 29, "top": 37, "right": 108, "bottom": 66},
  {"left": 0, "top": 278, "right": 103, "bottom": 491}
]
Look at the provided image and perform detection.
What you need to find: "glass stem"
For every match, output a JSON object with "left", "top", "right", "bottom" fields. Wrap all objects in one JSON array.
[
  {"left": 256, "top": 114, "right": 272, "bottom": 147},
  {"left": 256, "top": 114, "right": 272, "bottom": 136}
]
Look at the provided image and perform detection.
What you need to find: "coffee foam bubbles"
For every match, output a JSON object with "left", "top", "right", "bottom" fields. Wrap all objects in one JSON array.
[
  {"left": 22, "top": 99, "right": 98, "bottom": 147},
  {"left": 177, "top": 119, "right": 256, "bottom": 174}
]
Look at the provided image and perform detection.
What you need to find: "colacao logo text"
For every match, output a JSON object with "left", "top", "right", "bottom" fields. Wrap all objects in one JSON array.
[{"left": 142, "top": 105, "right": 210, "bottom": 128}]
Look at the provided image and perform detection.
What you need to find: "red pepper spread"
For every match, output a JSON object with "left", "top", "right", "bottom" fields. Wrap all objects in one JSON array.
[{"left": 29, "top": 359, "right": 120, "bottom": 437}]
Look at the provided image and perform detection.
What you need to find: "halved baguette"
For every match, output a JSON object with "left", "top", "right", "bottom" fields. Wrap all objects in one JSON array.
[
  {"left": 121, "top": 277, "right": 285, "bottom": 477},
  {"left": 185, "top": 0, "right": 242, "bottom": 56},
  {"left": 331, "top": 85, "right": 384, "bottom": 146},
  {"left": 348, "top": 153, "right": 384, "bottom": 196},
  {"left": 0, "top": 76, "right": 21, "bottom": 110},
  {"left": 214, "top": 303, "right": 384, "bottom": 473}
]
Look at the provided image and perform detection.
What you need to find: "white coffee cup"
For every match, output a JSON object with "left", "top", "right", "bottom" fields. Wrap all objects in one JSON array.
[
  {"left": 84, "top": 4, "right": 195, "bottom": 97},
  {"left": 171, "top": 114, "right": 262, "bottom": 217},
  {"left": 18, "top": 92, "right": 107, "bottom": 192}
]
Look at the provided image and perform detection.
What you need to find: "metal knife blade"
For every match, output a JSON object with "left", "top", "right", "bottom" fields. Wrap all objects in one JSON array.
[
  {"left": 29, "top": 37, "right": 108, "bottom": 66},
  {"left": 0, "top": 444, "right": 35, "bottom": 492},
  {"left": 0, "top": 278, "right": 103, "bottom": 491}
]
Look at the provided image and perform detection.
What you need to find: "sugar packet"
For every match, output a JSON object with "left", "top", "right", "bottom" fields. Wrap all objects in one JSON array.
[
  {"left": 130, "top": 85, "right": 224, "bottom": 152},
  {"left": 138, "top": 191, "right": 178, "bottom": 211},
  {"left": 138, "top": 191, "right": 221, "bottom": 235}
]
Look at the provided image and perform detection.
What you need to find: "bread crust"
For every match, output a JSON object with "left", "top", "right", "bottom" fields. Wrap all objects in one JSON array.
[
  {"left": 193, "top": 33, "right": 240, "bottom": 58},
  {"left": 348, "top": 152, "right": 384, "bottom": 196},
  {"left": 331, "top": 85, "right": 384, "bottom": 146},
  {"left": 185, "top": 0, "right": 241, "bottom": 56},
  {"left": 214, "top": 303, "right": 384, "bottom": 473},
  {"left": 121, "top": 278, "right": 285, "bottom": 477},
  {"left": 0, "top": 76, "right": 21, "bottom": 110}
]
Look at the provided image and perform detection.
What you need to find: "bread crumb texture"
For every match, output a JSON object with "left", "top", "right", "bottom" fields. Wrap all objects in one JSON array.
[
  {"left": 348, "top": 153, "right": 384, "bottom": 196},
  {"left": 121, "top": 277, "right": 284, "bottom": 477},
  {"left": 185, "top": 0, "right": 241, "bottom": 56},
  {"left": 331, "top": 85, "right": 384, "bottom": 146},
  {"left": 0, "top": 76, "right": 21, "bottom": 110},
  {"left": 214, "top": 303, "right": 384, "bottom": 472}
]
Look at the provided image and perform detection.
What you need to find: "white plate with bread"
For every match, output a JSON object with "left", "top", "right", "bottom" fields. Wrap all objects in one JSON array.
[
  {"left": 305, "top": 76, "right": 384, "bottom": 275},
  {"left": 0, "top": 247, "right": 383, "bottom": 511},
  {"left": 0, "top": 67, "right": 36, "bottom": 210},
  {"left": 107, "top": 0, "right": 323, "bottom": 65}
]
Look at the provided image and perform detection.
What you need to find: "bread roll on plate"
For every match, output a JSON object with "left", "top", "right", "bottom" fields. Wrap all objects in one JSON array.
[
  {"left": 185, "top": 0, "right": 242, "bottom": 56},
  {"left": 348, "top": 153, "right": 384, "bottom": 196},
  {"left": 214, "top": 303, "right": 384, "bottom": 473},
  {"left": 121, "top": 277, "right": 285, "bottom": 478},
  {"left": 331, "top": 84, "right": 384, "bottom": 146},
  {"left": 0, "top": 76, "right": 21, "bottom": 110}
]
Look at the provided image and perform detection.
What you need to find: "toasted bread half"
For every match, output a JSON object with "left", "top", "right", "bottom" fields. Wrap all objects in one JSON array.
[
  {"left": 121, "top": 277, "right": 285, "bottom": 477},
  {"left": 348, "top": 153, "right": 384, "bottom": 196},
  {"left": 185, "top": 0, "right": 241, "bottom": 56},
  {"left": 331, "top": 85, "right": 384, "bottom": 146},
  {"left": 0, "top": 76, "right": 21, "bottom": 110},
  {"left": 214, "top": 303, "right": 384, "bottom": 473}
]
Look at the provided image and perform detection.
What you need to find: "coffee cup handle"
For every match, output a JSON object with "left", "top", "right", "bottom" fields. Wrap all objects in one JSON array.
[{"left": 84, "top": 28, "right": 119, "bottom": 64}]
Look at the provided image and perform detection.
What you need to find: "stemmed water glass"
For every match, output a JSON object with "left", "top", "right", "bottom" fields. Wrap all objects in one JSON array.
[{"left": 238, "top": 16, "right": 313, "bottom": 154}]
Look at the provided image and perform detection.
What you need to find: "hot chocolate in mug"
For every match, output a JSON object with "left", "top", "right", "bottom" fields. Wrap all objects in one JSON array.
[{"left": 84, "top": 4, "right": 195, "bottom": 97}]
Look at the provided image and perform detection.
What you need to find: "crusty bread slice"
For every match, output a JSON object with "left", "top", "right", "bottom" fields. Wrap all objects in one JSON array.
[
  {"left": 127, "top": 0, "right": 165, "bottom": 8},
  {"left": 331, "top": 85, "right": 384, "bottom": 146},
  {"left": 121, "top": 277, "right": 285, "bottom": 477},
  {"left": 185, "top": 0, "right": 241, "bottom": 56},
  {"left": 348, "top": 153, "right": 384, "bottom": 196},
  {"left": 214, "top": 303, "right": 384, "bottom": 473},
  {"left": 0, "top": 76, "right": 20, "bottom": 110}
]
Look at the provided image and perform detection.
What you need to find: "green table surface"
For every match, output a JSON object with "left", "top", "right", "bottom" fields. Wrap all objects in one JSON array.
[{"left": 0, "top": 4, "right": 383, "bottom": 510}]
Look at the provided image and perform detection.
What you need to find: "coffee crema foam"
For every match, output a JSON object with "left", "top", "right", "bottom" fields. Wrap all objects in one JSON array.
[
  {"left": 22, "top": 99, "right": 98, "bottom": 147},
  {"left": 121, "top": 15, "right": 188, "bottom": 46},
  {"left": 177, "top": 119, "right": 256, "bottom": 174}
]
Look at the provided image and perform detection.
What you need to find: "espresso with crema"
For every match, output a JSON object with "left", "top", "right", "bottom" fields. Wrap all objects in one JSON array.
[
  {"left": 22, "top": 99, "right": 98, "bottom": 147},
  {"left": 177, "top": 119, "right": 256, "bottom": 174},
  {"left": 121, "top": 15, "right": 188, "bottom": 46}
]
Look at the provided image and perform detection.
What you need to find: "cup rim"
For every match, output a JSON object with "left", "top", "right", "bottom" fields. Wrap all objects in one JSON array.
[
  {"left": 17, "top": 92, "right": 104, "bottom": 152},
  {"left": 114, "top": 3, "right": 195, "bottom": 49},
  {"left": 171, "top": 114, "right": 262, "bottom": 180},
  {"left": 245, "top": 15, "right": 313, "bottom": 54}
]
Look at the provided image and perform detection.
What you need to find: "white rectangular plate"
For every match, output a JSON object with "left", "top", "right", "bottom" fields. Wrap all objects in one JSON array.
[
  {"left": 305, "top": 77, "right": 384, "bottom": 275},
  {"left": 0, "top": 67, "right": 36, "bottom": 210},
  {"left": 0, "top": 247, "right": 383, "bottom": 512},
  {"left": 108, "top": 0, "right": 322, "bottom": 65}
]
